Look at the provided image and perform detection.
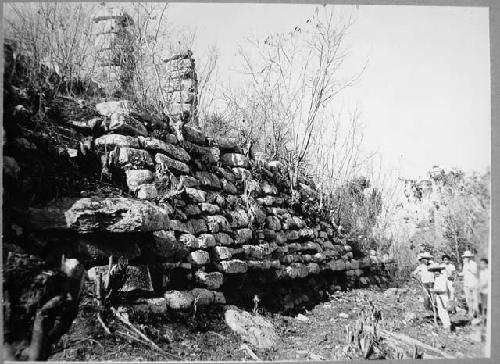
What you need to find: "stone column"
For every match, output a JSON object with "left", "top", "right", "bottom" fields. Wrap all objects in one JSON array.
[
  {"left": 92, "top": 6, "right": 135, "bottom": 98},
  {"left": 162, "top": 52, "right": 199, "bottom": 130}
]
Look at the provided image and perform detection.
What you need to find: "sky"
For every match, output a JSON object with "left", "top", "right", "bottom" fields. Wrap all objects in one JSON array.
[{"left": 162, "top": 3, "right": 491, "bottom": 180}]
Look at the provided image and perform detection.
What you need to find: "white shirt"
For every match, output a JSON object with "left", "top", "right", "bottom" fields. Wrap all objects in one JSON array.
[
  {"left": 462, "top": 260, "right": 478, "bottom": 287},
  {"left": 413, "top": 264, "right": 434, "bottom": 284},
  {"left": 479, "top": 268, "right": 489, "bottom": 294},
  {"left": 433, "top": 273, "right": 453, "bottom": 294},
  {"left": 441, "top": 263, "right": 456, "bottom": 278}
]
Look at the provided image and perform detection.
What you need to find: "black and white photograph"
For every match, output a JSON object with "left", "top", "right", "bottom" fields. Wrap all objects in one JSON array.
[{"left": 2, "top": 1, "right": 492, "bottom": 361}]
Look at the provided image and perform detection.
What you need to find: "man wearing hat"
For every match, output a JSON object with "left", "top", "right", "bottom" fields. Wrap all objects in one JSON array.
[
  {"left": 459, "top": 250, "right": 479, "bottom": 318},
  {"left": 413, "top": 252, "right": 435, "bottom": 310},
  {"left": 429, "top": 263, "right": 453, "bottom": 330}
]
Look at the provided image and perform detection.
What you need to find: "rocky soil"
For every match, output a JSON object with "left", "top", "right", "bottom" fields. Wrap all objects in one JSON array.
[{"left": 49, "top": 281, "right": 486, "bottom": 361}]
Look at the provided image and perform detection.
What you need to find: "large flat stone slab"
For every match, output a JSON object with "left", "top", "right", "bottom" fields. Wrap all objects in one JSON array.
[{"left": 21, "top": 197, "right": 170, "bottom": 233}]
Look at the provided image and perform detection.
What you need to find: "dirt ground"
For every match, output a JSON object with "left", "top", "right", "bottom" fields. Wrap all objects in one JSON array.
[{"left": 50, "top": 282, "right": 486, "bottom": 361}]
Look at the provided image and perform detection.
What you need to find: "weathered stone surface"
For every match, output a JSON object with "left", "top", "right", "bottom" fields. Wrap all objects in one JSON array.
[
  {"left": 212, "top": 136, "right": 239, "bottom": 150},
  {"left": 221, "top": 179, "right": 238, "bottom": 194},
  {"left": 183, "top": 125, "right": 206, "bottom": 145},
  {"left": 190, "top": 288, "right": 224, "bottom": 306},
  {"left": 276, "top": 231, "right": 288, "bottom": 245},
  {"left": 261, "top": 181, "right": 278, "bottom": 195},
  {"left": 265, "top": 216, "right": 281, "bottom": 231},
  {"left": 251, "top": 205, "right": 267, "bottom": 225},
  {"left": 225, "top": 308, "right": 278, "bottom": 349},
  {"left": 138, "top": 136, "right": 190, "bottom": 162},
  {"left": 152, "top": 230, "right": 189, "bottom": 259},
  {"left": 205, "top": 215, "right": 231, "bottom": 233},
  {"left": 206, "top": 192, "right": 226, "bottom": 207},
  {"left": 307, "top": 263, "right": 321, "bottom": 274},
  {"left": 298, "top": 228, "right": 315, "bottom": 239},
  {"left": 217, "top": 259, "right": 248, "bottom": 274},
  {"left": 292, "top": 216, "right": 306, "bottom": 229},
  {"left": 200, "top": 203, "right": 220, "bottom": 215},
  {"left": 198, "top": 234, "right": 217, "bottom": 248},
  {"left": 129, "top": 298, "right": 167, "bottom": 315},
  {"left": 262, "top": 229, "right": 277, "bottom": 241},
  {"left": 234, "top": 228, "right": 253, "bottom": 245},
  {"left": 155, "top": 153, "right": 190, "bottom": 174},
  {"left": 226, "top": 209, "right": 250, "bottom": 228},
  {"left": 168, "top": 220, "right": 193, "bottom": 234},
  {"left": 113, "top": 147, "right": 153, "bottom": 168},
  {"left": 108, "top": 113, "right": 148, "bottom": 136},
  {"left": 179, "top": 175, "right": 199, "bottom": 188},
  {"left": 256, "top": 196, "right": 284, "bottom": 206},
  {"left": 188, "top": 250, "right": 210, "bottom": 266},
  {"left": 190, "top": 218, "right": 208, "bottom": 235},
  {"left": 137, "top": 183, "right": 158, "bottom": 199},
  {"left": 184, "top": 141, "right": 220, "bottom": 164},
  {"left": 164, "top": 290, "right": 194, "bottom": 310},
  {"left": 95, "top": 100, "right": 133, "bottom": 116},
  {"left": 184, "top": 188, "right": 206, "bottom": 203},
  {"left": 212, "top": 246, "right": 233, "bottom": 261},
  {"left": 221, "top": 153, "right": 250, "bottom": 168},
  {"left": 285, "top": 230, "right": 299, "bottom": 241},
  {"left": 232, "top": 167, "right": 252, "bottom": 180},
  {"left": 95, "top": 134, "right": 139, "bottom": 148},
  {"left": 23, "top": 198, "right": 169, "bottom": 233},
  {"left": 194, "top": 271, "right": 224, "bottom": 290},
  {"left": 195, "top": 171, "right": 221, "bottom": 190},
  {"left": 126, "top": 170, "right": 154, "bottom": 191},
  {"left": 214, "top": 233, "right": 234, "bottom": 246},
  {"left": 184, "top": 204, "right": 201, "bottom": 217},
  {"left": 242, "top": 243, "right": 273, "bottom": 259}
]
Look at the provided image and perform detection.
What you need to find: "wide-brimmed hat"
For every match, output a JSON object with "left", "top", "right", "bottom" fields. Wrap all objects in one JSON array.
[
  {"left": 427, "top": 263, "right": 445, "bottom": 272},
  {"left": 418, "top": 252, "right": 433, "bottom": 261},
  {"left": 441, "top": 254, "right": 451, "bottom": 260},
  {"left": 462, "top": 250, "right": 474, "bottom": 258}
]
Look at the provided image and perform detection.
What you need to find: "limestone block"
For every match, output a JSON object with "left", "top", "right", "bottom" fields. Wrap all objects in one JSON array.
[
  {"left": 152, "top": 230, "right": 189, "bottom": 259},
  {"left": 227, "top": 209, "right": 250, "bottom": 228},
  {"left": 126, "top": 169, "right": 154, "bottom": 191},
  {"left": 225, "top": 308, "right": 278, "bottom": 349},
  {"left": 23, "top": 197, "right": 169, "bottom": 233},
  {"left": 265, "top": 216, "right": 281, "bottom": 231},
  {"left": 262, "top": 229, "right": 277, "bottom": 241},
  {"left": 212, "top": 246, "right": 233, "bottom": 261},
  {"left": 285, "top": 230, "right": 299, "bottom": 241},
  {"left": 195, "top": 171, "right": 221, "bottom": 190},
  {"left": 247, "top": 260, "right": 272, "bottom": 270},
  {"left": 292, "top": 216, "right": 306, "bottom": 229},
  {"left": 95, "top": 133, "right": 139, "bottom": 148},
  {"left": 232, "top": 167, "right": 252, "bottom": 180},
  {"left": 198, "top": 234, "right": 217, "bottom": 248},
  {"left": 276, "top": 231, "right": 288, "bottom": 245},
  {"left": 89, "top": 265, "right": 153, "bottom": 294},
  {"left": 221, "top": 179, "right": 238, "bottom": 194},
  {"left": 261, "top": 181, "right": 278, "bottom": 195},
  {"left": 108, "top": 113, "right": 148, "bottom": 136},
  {"left": 319, "top": 231, "right": 328, "bottom": 239},
  {"left": 129, "top": 298, "right": 167, "bottom": 315},
  {"left": 184, "top": 204, "right": 201, "bottom": 217},
  {"left": 313, "top": 252, "right": 327, "bottom": 262},
  {"left": 206, "top": 192, "right": 226, "bottom": 207},
  {"left": 138, "top": 136, "right": 190, "bottom": 162},
  {"left": 307, "top": 263, "right": 321, "bottom": 275},
  {"left": 164, "top": 290, "right": 194, "bottom": 310},
  {"left": 155, "top": 153, "right": 190, "bottom": 174},
  {"left": 234, "top": 228, "right": 253, "bottom": 245},
  {"left": 256, "top": 196, "right": 284, "bottom": 206},
  {"left": 184, "top": 187, "right": 206, "bottom": 203},
  {"left": 322, "top": 240, "right": 335, "bottom": 250},
  {"left": 298, "top": 228, "right": 315, "bottom": 239},
  {"left": 179, "top": 175, "right": 199, "bottom": 188},
  {"left": 164, "top": 78, "right": 196, "bottom": 92},
  {"left": 137, "top": 183, "right": 158, "bottom": 199},
  {"left": 190, "top": 218, "right": 208, "bottom": 235},
  {"left": 188, "top": 250, "right": 210, "bottom": 266},
  {"left": 194, "top": 271, "right": 224, "bottom": 290},
  {"left": 267, "top": 207, "right": 288, "bottom": 216},
  {"left": 113, "top": 147, "right": 153, "bottom": 168},
  {"left": 168, "top": 220, "right": 194, "bottom": 234},
  {"left": 217, "top": 259, "right": 248, "bottom": 274},
  {"left": 200, "top": 203, "right": 220, "bottom": 215},
  {"left": 179, "top": 233, "right": 199, "bottom": 249},
  {"left": 205, "top": 215, "right": 231, "bottom": 233},
  {"left": 252, "top": 205, "right": 267, "bottom": 224},
  {"left": 183, "top": 125, "right": 206, "bottom": 145},
  {"left": 221, "top": 153, "right": 250, "bottom": 168},
  {"left": 214, "top": 233, "right": 234, "bottom": 246},
  {"left": 212, "top": 136, "right": 239, "bottom": 150},
  {"left": 242, "top": 243, "right": 274, "bottom": 259},
  {"left": 184, "top": 141, "right": 220, "bottom": 164}
]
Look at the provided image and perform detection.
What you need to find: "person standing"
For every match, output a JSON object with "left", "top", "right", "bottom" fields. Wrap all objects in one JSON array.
[
  {"left": 413, "top": 252, "right": 435, "bottom": 311},
  {"left": 459, "top": 251, "right": 479, "bottom": 318},
  {"left": 478, "top": 258, "right": 489, "bottom": 322},
  {"left": 440, "top": 254, "right": 456, "bottom": 310},
  {"left": 428, "top": 263, "right": 453, "bottom": 330}
]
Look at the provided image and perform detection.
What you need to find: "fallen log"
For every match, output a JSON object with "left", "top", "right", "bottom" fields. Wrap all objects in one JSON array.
[{"left": 379, "top": 329, "right": 455, "bottom": 359}]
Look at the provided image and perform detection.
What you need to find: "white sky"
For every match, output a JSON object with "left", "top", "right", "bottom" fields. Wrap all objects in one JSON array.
[{"left": 163, "top": 3, "right": 491, "bottom": 180}]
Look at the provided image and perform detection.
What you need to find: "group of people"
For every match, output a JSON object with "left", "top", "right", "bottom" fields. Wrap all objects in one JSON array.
[{"left": 412, "top": 250, "right": 489, "bottom": 331}]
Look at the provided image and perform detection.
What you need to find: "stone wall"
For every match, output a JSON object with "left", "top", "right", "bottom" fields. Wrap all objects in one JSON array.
[{"left": 3, "top": 39, "right": 395, "bottom": 318}]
